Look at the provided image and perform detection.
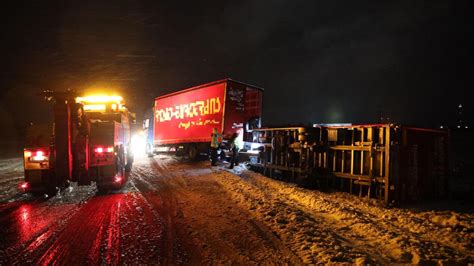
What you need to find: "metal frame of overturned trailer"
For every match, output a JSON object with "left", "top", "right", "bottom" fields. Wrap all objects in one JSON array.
[{"left": 250, "top": 124, "right": 449, "bottom": 205}]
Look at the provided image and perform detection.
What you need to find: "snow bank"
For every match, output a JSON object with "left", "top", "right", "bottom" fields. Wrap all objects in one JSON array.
[
  {"left": 0, "top": 158, "right": 25, "bottom": 202},
  {"left": 214, "top": 164, "right": 474, "bottom": 264}
]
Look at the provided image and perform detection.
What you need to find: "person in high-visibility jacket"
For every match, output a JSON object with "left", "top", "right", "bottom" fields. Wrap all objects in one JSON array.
[
  {"left": 228, "top": 132, "right": 239, "bottom": 169},
  {"left": 210, "top": 128, "right": 221, "bottom": 166}
]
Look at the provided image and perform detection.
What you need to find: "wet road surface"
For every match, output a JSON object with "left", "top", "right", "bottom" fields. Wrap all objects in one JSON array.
[
  {"left": 1, "top": 156, "right": 472, "bottom": 264},
  {"left": 0, "top": 156, "right": 299, "bottom": 265}
]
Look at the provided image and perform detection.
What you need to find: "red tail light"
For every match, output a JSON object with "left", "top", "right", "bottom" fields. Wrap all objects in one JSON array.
[
  {"left": 94, "top": 146, "right": 114, "bottom": 154},
  {"left": 19, "top": 182, "right": 29, "bottom": 191},
  {"left": 114, "top": 176, "right": 122, "bottom": 183}
]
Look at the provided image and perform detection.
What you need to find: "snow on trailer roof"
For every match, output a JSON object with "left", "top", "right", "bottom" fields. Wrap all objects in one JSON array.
[{"left": 154, "top": 78, "right": 264, "bottom": 100}]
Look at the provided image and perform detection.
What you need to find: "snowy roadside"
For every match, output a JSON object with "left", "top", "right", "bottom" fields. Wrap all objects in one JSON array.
[
  {"left": 0, "top": 157, "right": 101, "bottom": 204},
  {"left": 213, "top": 163, "right": 474, "bottom": 264},
  {"left": 0, "top": 158, "right": 27, "bottom": 202}
]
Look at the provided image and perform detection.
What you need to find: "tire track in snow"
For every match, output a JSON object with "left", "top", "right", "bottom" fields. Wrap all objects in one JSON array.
[
  {"left": 35, "top": 195, "right": 123, "bottom": 265},
  {"left": 1, "top": 203, "right": 81, "bottom": 264},
  {"left": 128, "top": 162, "right": 192, "bottom": 264},
  {"left": 135, "top": 158, "right": 302, "bottom": 264}
]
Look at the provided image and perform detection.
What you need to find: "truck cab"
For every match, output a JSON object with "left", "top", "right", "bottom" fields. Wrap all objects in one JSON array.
[{"left": 20, "top": 92, "right": 134, "bottom": 195}]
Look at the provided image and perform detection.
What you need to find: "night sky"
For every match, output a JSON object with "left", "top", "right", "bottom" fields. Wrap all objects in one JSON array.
[{"left": 1, "top": 0, "right": 472, "bottom": 145}]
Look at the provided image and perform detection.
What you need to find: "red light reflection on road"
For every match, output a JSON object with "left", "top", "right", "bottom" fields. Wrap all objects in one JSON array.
[
  {"left": 105, "top": 199, "right": 121, "bottom": 265},
  {"left": 17, "top": 204, "right": 32, "bottom": 242},
  {"left": 37, "top": 194, "right": 125, "bottom": 265},
  {"left": 14, "top": 203, "right": 71, "bottom": 245},
  {"left": 2, "top": 201, "right": 78, "bottom": 258}
]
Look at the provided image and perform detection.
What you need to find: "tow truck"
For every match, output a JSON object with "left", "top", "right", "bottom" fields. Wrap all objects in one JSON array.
[{"left": 19, "top": 90, "right": 134, "bottom": 195}]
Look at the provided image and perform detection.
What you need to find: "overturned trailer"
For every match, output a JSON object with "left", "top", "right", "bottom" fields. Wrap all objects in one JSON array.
[{"left": 249, "top": 124, "right": 449, "bottom": 205}]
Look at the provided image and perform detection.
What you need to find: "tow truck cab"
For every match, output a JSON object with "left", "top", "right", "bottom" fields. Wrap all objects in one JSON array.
[{"left": 20, "top": 93, "right": 134, "bottom": 194}]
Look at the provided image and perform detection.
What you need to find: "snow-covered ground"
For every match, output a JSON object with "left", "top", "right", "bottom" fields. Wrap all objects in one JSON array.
[
  {"left": 216, "top": 163, "right": 474, "bottom": 264},
  {"left": 0, "top": 158, "right": 28, "bottom": 202},
  {"left": 0, "top": 156, "right": 472, "bottom": 264}
]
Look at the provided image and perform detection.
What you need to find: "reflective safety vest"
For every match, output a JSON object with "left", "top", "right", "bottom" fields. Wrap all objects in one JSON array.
[
  {"left": 229, "top": 137, "right": 241, "bottom": 150},
  {"left": 234, "top": 135, "right": 242, "bottom": 150},
  {"left": 211, "top": 133, "right": 220, "bottom": 148}
]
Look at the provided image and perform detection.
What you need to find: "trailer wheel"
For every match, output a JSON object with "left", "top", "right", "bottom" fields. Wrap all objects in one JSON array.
[{"left": 187, "top": 144, "right": 198, "bottom": 161}]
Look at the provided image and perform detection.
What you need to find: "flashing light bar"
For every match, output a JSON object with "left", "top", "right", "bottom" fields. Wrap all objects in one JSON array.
[
  {"left": 83, "top": 104, "right": 106, "bottom": 111},
  {"left": 76, "top": 95, "right": 123, "bottom": 104}
]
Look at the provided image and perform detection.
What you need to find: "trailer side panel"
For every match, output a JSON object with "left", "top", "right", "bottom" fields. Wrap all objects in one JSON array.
[{"left": 154, "top": 82, "right": 226, "bottom": 145}]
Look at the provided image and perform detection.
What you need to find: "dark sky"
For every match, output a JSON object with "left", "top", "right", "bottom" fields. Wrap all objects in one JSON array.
[{"left": 1, "top": 0, "right": 472, "bottom": 143}]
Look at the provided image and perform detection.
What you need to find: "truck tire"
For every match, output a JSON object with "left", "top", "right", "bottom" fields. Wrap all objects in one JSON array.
[
  {"left": 61, "top": 180, "right": 70, "bottom": 189},
  {"left": 125, "top": 155, "right": 133, "bottom": 172},
  {"left": 46, "top": 185, "right": 59, "bottom": 197},
  {"left": 146, "top": 143, "right": 154, "bottom": 157},
  {"left": 46, "top": 176, "right": 68, "bottom": 197},
  {"left": 97, "top": 185, "right": 108, "bottom": 194},
  {"left": 187, "top": 144, "right": 198, "bottom": 161},
  {"left": 32, "top": 191, "right": 46, "bottom": 197}
]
